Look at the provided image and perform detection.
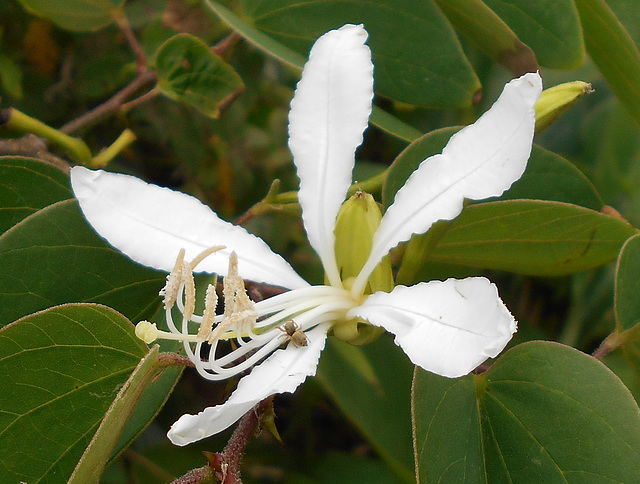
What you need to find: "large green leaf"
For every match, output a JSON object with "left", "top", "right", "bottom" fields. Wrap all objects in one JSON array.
[
  {"left": 0, "top": 199, "right": 164, "bottom": 326},
  {"left": 0, "top": 303, "right": 147, "bottom": 483},
  {"left": 234, "top": 0, "right": 480, "bottom": 108},
  {"left": 383, "top": 128, "right": 603, "bottom": 210},
  {"left": 428, "top": 200, "right": 637, "bottom": 276},
  {"left": 17, "top": 0, "right": 124, "bottom": 32},
  {"left": 483, "top": 0, "right": 584, "bottom": 68},
  {"left": 413, "top": 341, "right": 640, "bottom": 483},
  {"left": 0, "top": 156, "right": 71, "bottom": 234},
  {"left": 575, "top": 0, "right": 640, "bottom": 126},
  {"left": 155, "top": 33, "right": 245, "bottom": 118},
  {"left": 317, "top": 336, "right": 415, "bottom": 483}
]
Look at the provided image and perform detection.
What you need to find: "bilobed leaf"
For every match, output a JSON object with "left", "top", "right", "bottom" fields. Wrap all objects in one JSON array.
[
  {"left": 317, "top": 336, "right": 414, "bottom": 483},
  {"left": 155, "top": 33, "right": 244, "bottom": 118},
  {"left": 575, "top": 0, "right": 640, "bottom": 126},
  {"left": 0, "top": 199, "right": 164, "bottom": 327},
  {"left": 0, "top": 304, "right": 146, "bottom": 483},
  {"left": 413, "top": 341, "right": 640, "bottom": 483},
  {"left": 436, "top": 0, "right": 538, "bottom": 77},
  {"left": 484, "top": 0, "right": 584, "bottom": 69},
  {"left": 0, "top": 156, "right": 71, "bottom": 234},
  {"left": 17, "top": 0, "right": 123, "bottom": 32},
  {"left": 428, "top": 200, "right": 637, "bottom": 276},
  {"left": 231, "top": 0, "right": 480, "bottom": 107}
]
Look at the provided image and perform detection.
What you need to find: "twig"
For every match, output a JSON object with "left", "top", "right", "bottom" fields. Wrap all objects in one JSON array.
[
  {"left": 59, "top": 70, "right": 157, "bottom": 135},
  {"left": 208, "top": 397, "right": 275, "bottom": 484},
  {"left": 112, "top": 8, "right": 149, "bottom": 71}
]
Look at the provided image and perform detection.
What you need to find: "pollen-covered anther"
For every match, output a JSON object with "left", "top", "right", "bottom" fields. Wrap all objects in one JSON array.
[
  {"left": 181, "top": 263, "right": 196, "bottom": 323},
  {"left": 159, "top": 248, "right": 186, "bottom": 309},
  {"left": 197, "top": 279, "right": 219, "bottom": 341},
  {"left": 223, "top": 252, "right": 257, "bottom": 333}
]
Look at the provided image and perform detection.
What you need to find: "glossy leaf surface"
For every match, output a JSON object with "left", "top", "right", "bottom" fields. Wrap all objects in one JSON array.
[{"left": 414, "top": 342, "right": 640, "bottom": 483}]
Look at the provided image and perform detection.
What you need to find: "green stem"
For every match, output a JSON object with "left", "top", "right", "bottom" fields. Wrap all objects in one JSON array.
[
  {"left": 91, "top": 128, "right": 137, "bottom": 168},
  {"left": 2, "top": 108, "right": 92, "bottom": 163}
]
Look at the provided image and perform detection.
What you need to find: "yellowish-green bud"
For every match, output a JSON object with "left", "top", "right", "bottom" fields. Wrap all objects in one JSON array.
[
  {"left": 333, "top": 191, "right": 393, "bottom": 293},
  {"left": 535, "top": 81, "right": 593, "bottom": 133},
  {"left": 332, "top": 191, "right": 392, "bottom": 345}
]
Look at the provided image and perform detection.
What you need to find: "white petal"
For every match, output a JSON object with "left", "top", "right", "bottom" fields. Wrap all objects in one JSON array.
[
  {"left": 288, "top": 24, "right": 374, "bottom": 286},
  {"left": 167, "top": 324, "right": 329, "bottom": 445},
  {"left": 355, "top": 73, "right": 542, "bottom": 289},
  {"left": 70, "top": 167, "right": 308, "bottom": 289},
  {"left": 349, "top": 278, "right": 517, "bottom": 378}
]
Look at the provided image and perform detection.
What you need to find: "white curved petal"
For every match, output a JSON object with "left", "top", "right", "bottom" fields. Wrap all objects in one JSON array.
[
  {"left": 70, "top": 167, "right": 308, "bottom": 289},
  {"left": 355, "top": 73, "right": 542, "bottom": 289},
  {"left": 349, "top": 278, "right": 517, "bottom": 378},
  {"left": 288, "top": 24, "right": 374, "bottom": 286},
  {"left": 167, "top": 324, "right": 329, "bottom": 445}
]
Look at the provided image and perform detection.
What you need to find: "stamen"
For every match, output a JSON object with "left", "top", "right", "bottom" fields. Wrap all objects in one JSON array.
[
  {"left": 159, "top": 248, "right": 185, "bottom": 309},
  {"left": 197, "top": 279, "right": 218, "bottom": 341},
  {"left": 222, "top": 252, "right": 257, "bottom": 335},
  {"left": 135, "top": 320, "right": 199, "bottom": 344},
  {"left": 182, "top": 263, "right": 196, "bottom": 323}
]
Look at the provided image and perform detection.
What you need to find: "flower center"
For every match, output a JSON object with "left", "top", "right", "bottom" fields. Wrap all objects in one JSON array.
[{"left": 135, "top": 246, "right": 356, "bottom": 381}]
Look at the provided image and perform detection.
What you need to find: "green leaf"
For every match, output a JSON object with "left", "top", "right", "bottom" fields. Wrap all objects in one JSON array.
[
  {"left": 17, "top": 0, "right": 124, "bottom": 32},
  {"left": 607, "top": 0, "right": 640, "bottom": 49},
  {"left": 317, "top": 336, "right": 414, "bottom": 483},
  {"left": 436, "top": 0, "right": 538, "bottom": 77},
  {"left": 575, "top": 0, "right": 640, "bottom": 126},
  {"left": 428, "top": 200, "right": 637, "bottom": 276},
  {"left": 0, "top": 156, "right": 71, "bottom": 234},
  {"left": 483, "top": 0, "right": 584, "bottom": 69},
  {"left": 216, "top": 0, "right": 480, "bottom": 108},
  {"left": 413, "top": 341, "right": 640, "bottom": 483},
  {"left": 615, "top": 233, "right": 640, "bottom": 331},
  {"left": 155, "top": 33, "right": 245, "bottom": 118},
  {"left": 0, "top": 303, "right": 147, "bottom": 483},
  {"left": 0, "top": 199, "right": 164, "bottom": 327},
  {"left": 204, "top": 0, "right": 423, "bottom": 142},
  {"left": 383, "top": 128, "right": 602, "bottom": 210}
]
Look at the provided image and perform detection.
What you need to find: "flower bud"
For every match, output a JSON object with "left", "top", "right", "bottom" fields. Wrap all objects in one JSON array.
[
  {"left": 334, "top": 190, "right": 393, "bottom": 293},
  {"left": 332, "top": 191, "right": 393, "bottom": 345},
  {"left": 535, "top": 81, "right": 593, "bottom": 132}
]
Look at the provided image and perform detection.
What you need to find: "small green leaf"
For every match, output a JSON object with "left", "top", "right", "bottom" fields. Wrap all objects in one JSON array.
[
  {"left": 0, "top": 303, "right": 146, "bottom": 483},
  {"left": 155, "top": 33, "right": 244, "bottom": 118},
  {"left": 413, "top": 342, "right": 640, "bottom": 483},
  {"left": 17, "top": 0, "right": 124, "bottom": 32},
  {"left": 383, "top": 128, "right": 603, "bottom": 210},
  {"left": 0, "top": 199, "right": 164, "bottom": 326},
  {"left": 484, "top": 0, "right": 585, "bottom": 69},
  {"left": 575, "top": 0, "right": 640, "bottom": 126},
  {"left": 428, "top": 200, "right": 637, "bottom": 276},
  {"left": 615, "top": 233, "right": 640, "bottom": 331},
  {"left": 0, "top": 156, "right": 71, "bottom": 234},
  {"left": 212, "top": 0, "right": 480, "bottom": 108},
  {"left": 436, "top": 0, "right": 538, "bottom": 77},
  {"left": 317, "top": 336, "right": 414, "bottom": 483}
]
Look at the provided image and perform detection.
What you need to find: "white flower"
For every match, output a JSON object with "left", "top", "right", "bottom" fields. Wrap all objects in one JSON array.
[{"left": 70, "top": 24, "right": 542, "bottom": 446}]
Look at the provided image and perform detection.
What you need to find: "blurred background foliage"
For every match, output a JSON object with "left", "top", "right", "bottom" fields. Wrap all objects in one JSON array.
[{"left": 2, "top": 0, "right": 640, "bottom": 482}]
